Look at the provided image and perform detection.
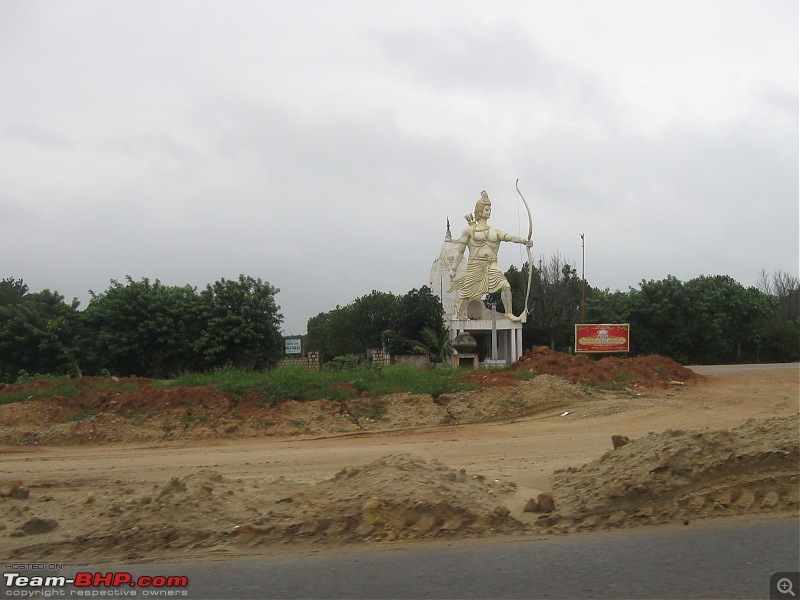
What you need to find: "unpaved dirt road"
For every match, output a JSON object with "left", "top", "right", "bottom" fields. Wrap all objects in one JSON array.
[{"left": 1, "top": 364, "right": 797, "bottom": 565}]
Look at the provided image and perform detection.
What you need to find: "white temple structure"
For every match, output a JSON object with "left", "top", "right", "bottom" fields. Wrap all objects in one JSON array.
[
  {"left": 429, "top": 220, "right": 524, "bottom": 366},
  {"left": 428, "top": 219, "right": 464, "bottom": 318}
]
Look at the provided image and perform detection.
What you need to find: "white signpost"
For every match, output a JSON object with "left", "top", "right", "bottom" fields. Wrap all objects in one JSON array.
[{"left": 285, "top": 339, "right": 302, "bottom": 355}]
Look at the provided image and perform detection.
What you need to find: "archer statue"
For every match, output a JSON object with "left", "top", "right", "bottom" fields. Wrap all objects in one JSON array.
[{"left": 448, "top": 189, "right": 533, "bottom": 321}]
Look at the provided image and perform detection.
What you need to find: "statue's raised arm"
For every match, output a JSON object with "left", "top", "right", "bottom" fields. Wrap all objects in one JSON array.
[{"left": 447, "top": 190, "right": 532, "bottom": 322}]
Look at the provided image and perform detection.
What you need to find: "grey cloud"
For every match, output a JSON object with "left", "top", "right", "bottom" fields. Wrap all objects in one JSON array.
[
  {"left": 3, "top": 125, "right": 71, "bottom": 148},
  {"left": 758, "top": 84, "right": 799, "bottom": 118},
  {"left": 371, "top": 22, "right": 623, "bottom": 123},
  {"left": 1, "top": 2, "right": 795, "bottom": 335},
  {"left": 513, "top": 115, "right": 799, "bottom": 292},
  {"left": 2, "top": 96, "right": 489, "bottom": 333},
  {"left": 0, "top": 196, "right": 37, "bottom": 226},
  {"left": 373, "top": 23, "right": 558, "bottom": 91}
]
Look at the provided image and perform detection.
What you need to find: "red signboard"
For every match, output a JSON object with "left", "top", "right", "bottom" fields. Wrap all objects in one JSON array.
[{"left": 575, "top": 324, "right": 630, "bottom": 353}]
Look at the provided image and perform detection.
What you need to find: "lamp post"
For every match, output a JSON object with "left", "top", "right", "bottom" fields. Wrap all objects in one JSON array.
[{"left": 580, "top": 233, "right": 585, "bottom": 323}]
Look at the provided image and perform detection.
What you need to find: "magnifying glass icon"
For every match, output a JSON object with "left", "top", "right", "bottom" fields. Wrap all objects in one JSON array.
[{"left": 777, "top": 578, "right": 796, "bottom": 597}]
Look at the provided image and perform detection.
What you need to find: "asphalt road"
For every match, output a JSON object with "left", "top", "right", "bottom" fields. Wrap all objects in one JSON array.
[
  {"left": 688, "top": 363, "right": 799, "bottom": 375},
  {"left": 42, "top": 516, "right": 799, "bottom": 600}
]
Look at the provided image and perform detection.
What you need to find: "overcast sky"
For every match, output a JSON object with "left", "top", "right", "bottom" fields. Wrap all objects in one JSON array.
[{"left": 1, "top": 0, "right": 797, "bottom": 335}]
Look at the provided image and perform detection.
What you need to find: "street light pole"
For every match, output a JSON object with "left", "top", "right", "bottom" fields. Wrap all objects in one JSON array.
[{"left": 581, "top": 233, "right": 585, "bottom": 323}]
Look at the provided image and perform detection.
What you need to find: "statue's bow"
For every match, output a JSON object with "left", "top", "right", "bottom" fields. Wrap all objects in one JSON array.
[{"left": 516, "top": 178, "right": 533, "bottom": 322}]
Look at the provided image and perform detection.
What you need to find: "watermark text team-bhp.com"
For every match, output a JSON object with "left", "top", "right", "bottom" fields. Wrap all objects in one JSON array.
[{"left": 4, "top": 564, "right": 189, "bottom": 597}]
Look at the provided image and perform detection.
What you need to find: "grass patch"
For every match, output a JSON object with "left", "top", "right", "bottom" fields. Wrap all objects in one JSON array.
[
  {"left": 155, "top": 364, "right": 475, "bottom": 404},
  {"left": 181, "top": 411, "right": 208, "bottom": 424},
  {"left": 156, "top": 367, "right": 333, "bottom": 403},
  {"left": 350, "top": 398, "right": 387, "bottom": 421},
  {"left": 593, "top": 381, "right": 638, "bottom": 396},
  {"left": 123, "top": 408, "right": 157, "bottom": 425},
  {"left": 346, "top": 364, "right": 474, "bottom": 398},
  {"left": 0, "top": 376, "right": 135, "bottom": 407},
  {"left": 94, "top": 379, "right": 139, "bottom": 393},
  {"left": 0, "top": 380, "right": 80, "bottom": 406},
  {"left": 500, "top": 396, "right": 528, "bottom": 410},
  {"left": 13, "top": 371, "right": 61, "bottom": 384},
  {"left": 69, "top": 409, "right": 95, "bottom": 422},
  {"left": 511, "top": 370, "right": 538, "bottom": 381}
]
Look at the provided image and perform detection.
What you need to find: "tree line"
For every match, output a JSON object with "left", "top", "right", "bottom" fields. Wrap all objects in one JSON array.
[
  {"left": 305, "top": 286, "right": 445, "bottom": 360},
  {"left": 0, "top": 275, "right": 283, "bottom": 382},
  {"left": 2, "top": 262, "right": 797, "bottom": 383},
  {"left": 495, "top": 256, "right": 799, "bottom": 364},
  {"left": 0, "top": 275, "right": 446, "bottom": 382}
]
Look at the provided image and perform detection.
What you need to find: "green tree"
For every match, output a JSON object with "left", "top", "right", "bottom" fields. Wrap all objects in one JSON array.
[
  {"left": 499, "top": 265, "right": 798, "bottom": 364},
  {"left": 625, "top": 274, "right": 779, "bottom": 364},
  {"left": 386, "top": 286, "right": 445, "bottom": 355},
  {"left": 758, "top": 269, "right": 800, "bottom": 322},
  {"left": 586, "top": 286, "right": 631, "bottom": 324},
  {"left": 525, "top": 252, "right": 581, "bottom": 350},
  {"left": 681, "top": 275, "right": 774, "bottom": 363},
  {"left": 306, "top": 286, "right": 445, "bottom": 360},
  {"left": 306, "top": 310, "right": 333, "bottom": 358},
  {"left": 349, "top": 290, "right": 401, "bottom": 354},
  {"left": 306, "top": 292, "right": 396, "bottom": 359},
  {"left": 196, "top": 275, "right": 284, "bottom": 371},
  {"left": 0, "top": 286, "right": 81, "bottom": 381},
  {"left": 759, "top": 316, "right": 800, "bottom": 362},
  {"left": 627, "top": 275, "right": 691, "bottom": 361},
  {"left": 81, "top": 277, "right": 202, "bottom": 377},
  {"left": 306, "top": 305, "right": 361, "bottom": 360},
  {"left": 0, "top": 277, "right": 28, "bottom": 306},
  {"left": 756, "top": 269, "right": 800, "bottom": 362}
]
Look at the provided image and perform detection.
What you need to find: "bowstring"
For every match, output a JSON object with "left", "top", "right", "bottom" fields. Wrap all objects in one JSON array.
[{"left": 516, "top": 182, "right": 523, "bottom": 267}]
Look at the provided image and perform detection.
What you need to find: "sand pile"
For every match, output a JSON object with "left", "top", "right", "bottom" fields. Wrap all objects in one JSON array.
[
  {"left": 3, "top": 455, "right": 522, "bottom": 563},
  {"left": 231, "top": 454, "right": 523, "bottom": 549},
  {"left": 442, "top": 374, "right": 589, "bottom": 423},
  {"left": 3, "top": 416, "right": 797, "bottom": 563},
  {"left": 547, "top": 415, "right": 799, "bottom": 530}
]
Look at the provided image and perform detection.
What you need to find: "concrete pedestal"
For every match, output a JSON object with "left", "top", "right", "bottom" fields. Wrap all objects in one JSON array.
[
  {"left": 455, "top": 354, "right": 480, "bottom": 369},
  {"left": 449, "top": 318, "right": 524, "bottom": 365}
]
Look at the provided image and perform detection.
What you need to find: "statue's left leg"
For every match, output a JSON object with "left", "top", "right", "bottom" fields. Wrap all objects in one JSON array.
[
  {"left": 453, "top": 295, "right": 470, "bottom": 320},
  {"left": 501, "top": 284, "right": 521, "bottom": 322}
]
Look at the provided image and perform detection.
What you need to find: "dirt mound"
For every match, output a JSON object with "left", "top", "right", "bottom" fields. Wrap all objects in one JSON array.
[
  {"left": 0, "top": 396, "right": 83, "bottom": 426},
  {"left": 545, "top": 415, "right": 799, "bottom": 531},
  {"left": 235, "top": 454, "right": 523, "bottom": 547},
  {"left": 511, "top": 346, "right": 701, "bottom": 388},
  {"left": 4, "top": 455, "right": 522, "bottom": 563},
  {"left": 442, "top": 374, "right": 589, "bottom": 424},
  {"left": 5, "top": 415, "right": 796, "bottom": 564},
  {"left": 0, "top": 350, "right": 704, "bottom": 445},
  {"left": 0, "top": 373, "right": 600, "bottom": 444}
]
